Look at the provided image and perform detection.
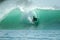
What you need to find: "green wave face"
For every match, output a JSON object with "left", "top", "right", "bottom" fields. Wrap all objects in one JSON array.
[
  {"left": 0, "top": 8, "right": 60, "bottom": 30},
  {"left": 35, "top": 9, "right": 60, "bottom": 30}
]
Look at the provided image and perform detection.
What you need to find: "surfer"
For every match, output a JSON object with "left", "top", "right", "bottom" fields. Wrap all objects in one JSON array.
[
  {"left": 32, "top": 16, "right": 37, "bottom": 23},
  {"left": 32, "top": 16, "right": 39, "bottom": 27},
  {"left": 27, "top": 11, "right": 39, "bottom": 28}
]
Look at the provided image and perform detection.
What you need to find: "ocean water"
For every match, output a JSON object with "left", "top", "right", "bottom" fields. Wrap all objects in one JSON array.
[
  {"left": 0, "top": 0, "right": 60, "bottom": 40},
  {"left": 0, "top": 8, "right": 60, "bottom": 30},
  {"left": 0, "top": 30, "right": 60, "bottom": 40}
]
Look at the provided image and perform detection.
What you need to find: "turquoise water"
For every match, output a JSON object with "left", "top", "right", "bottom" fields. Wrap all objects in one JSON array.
[
  {"left": 35, "top": 9, "right": 60, "bottom": 30},
  {"left": 0, "top": 8, "right": 60, "bottom": 30}
]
